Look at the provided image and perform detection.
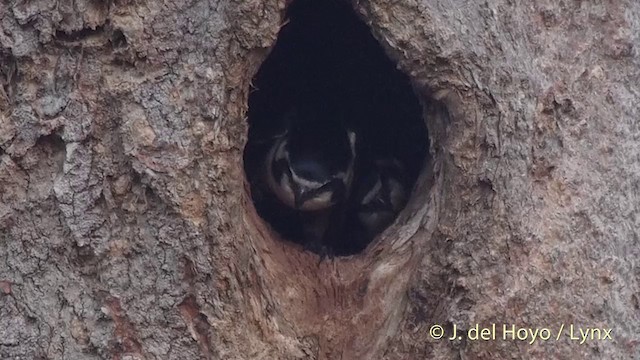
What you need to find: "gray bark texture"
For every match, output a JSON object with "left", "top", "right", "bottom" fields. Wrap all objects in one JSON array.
[{"left": 1, "top": 0, "right": 639, "bottom": 359}]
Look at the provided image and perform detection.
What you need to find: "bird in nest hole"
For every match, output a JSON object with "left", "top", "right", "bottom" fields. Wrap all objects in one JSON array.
[{"left": 252, "top": 108, "right": 408, "bottom": 258}]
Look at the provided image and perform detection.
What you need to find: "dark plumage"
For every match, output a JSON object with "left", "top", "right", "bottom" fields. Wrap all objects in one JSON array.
[
  {"left": 254, "top": 108, "right": 357, "bottom": 258},
  {"left": 264, "top": 109, "right": 356, "bottom": 212},
  {"left": 351, "top": 157, "right": 409, "bottom": 239}
]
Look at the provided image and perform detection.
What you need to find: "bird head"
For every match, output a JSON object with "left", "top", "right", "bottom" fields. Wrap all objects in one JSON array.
[{"left": 266, "top": 115, "right": 357, "bottom": 211}]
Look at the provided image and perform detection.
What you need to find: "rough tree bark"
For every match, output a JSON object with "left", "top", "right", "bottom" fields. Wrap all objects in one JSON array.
[{"left": 1, "top": 0, "right": 639, "bottom": 359}]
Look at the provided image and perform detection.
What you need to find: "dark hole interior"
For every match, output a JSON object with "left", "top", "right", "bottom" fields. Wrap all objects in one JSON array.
[{"left": 244, "top": 0, "right": 429, "bottom": 256}]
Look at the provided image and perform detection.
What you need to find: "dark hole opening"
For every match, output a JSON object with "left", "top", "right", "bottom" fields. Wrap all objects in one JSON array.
[
  {"left": 244, "top": 0, "right": 429, "bottom": 256},
  {"left": 110, "top": 29, "right": 127, "bottom": 48}
]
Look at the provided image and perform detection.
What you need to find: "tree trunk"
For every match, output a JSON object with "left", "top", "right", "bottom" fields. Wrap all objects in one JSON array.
[{"left": 1, "top": 0, "right": 638, "bottom": 359}]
